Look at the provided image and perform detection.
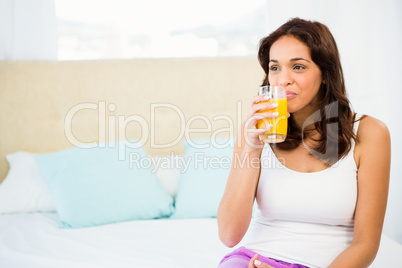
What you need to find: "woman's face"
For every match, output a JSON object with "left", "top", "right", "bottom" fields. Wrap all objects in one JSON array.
[{"left": 268, "top": 35, "right": 323, "bottom": 114}]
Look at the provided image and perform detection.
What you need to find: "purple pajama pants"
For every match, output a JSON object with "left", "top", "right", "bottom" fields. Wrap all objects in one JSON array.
[{"left": 218, "top": 247, "right": 309, "bottom": 268}]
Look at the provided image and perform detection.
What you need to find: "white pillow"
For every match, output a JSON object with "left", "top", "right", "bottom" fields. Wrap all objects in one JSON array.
[
  {"left": 151, "top": 155, "right": 182, "bottom": 197},
  {"left": 0, "top": 151, "right": 56, "bottom": 214}
]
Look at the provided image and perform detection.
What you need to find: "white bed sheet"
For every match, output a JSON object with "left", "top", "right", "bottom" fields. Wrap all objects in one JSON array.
[
  {"left": 0, "top": 213, "right": 228, "bottom": 268},
  {"left": 0, "top": 213, "right": 401, "bottom": 268}
]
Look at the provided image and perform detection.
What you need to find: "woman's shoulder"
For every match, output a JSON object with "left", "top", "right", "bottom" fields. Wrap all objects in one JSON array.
[
  {"left": 357, "top": 114, "right": 390, "bottom": 141},
  {"left": 355, "top": 114, "right": 390, "bottom": 164}
]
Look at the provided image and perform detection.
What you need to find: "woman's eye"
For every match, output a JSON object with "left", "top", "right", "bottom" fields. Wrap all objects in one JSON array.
[
  {"left": 269, "top": 66, "right": 280, "bottom": 71},
  {"left": 294, "top": 65, "right": 305, "bottom": 70}
]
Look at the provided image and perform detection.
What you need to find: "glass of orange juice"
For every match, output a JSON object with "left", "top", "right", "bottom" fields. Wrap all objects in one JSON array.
[{"left": 256, "top": 85, "right": 288, "bottom": 143}]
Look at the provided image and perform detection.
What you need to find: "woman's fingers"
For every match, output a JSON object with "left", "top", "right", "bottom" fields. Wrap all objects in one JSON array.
[
  {"left": 250, "top": 95, "right": 269, "bottom": 107},
  {"left": 253, "top": 111, "right": 279, "bottom": 121},
  {"left": 248, "top": 254, "right": 260, "bottom": 268},
  {"left": 255, "top": 260, "right": 275, "bottom": 268},
  {"left": 251, "top": 102, "right": 279, "bottom": 115},
  {"left": 243, "top": 110, "right": 277, "bottom": 147},
  {"left": 245, "top": 126, "right": 272, "bottom": 139},
  {"left": 246, "top": 112, "right": 277, "bottom": 130},
  {"left": 248, "top": 254, "right": 275, "bottom": 268},
  {"left": 243, "top": 94, "right": 281, "bottom": 148},
  {"left": 250, "top": 95, "right": 278, "bottom": 110}
]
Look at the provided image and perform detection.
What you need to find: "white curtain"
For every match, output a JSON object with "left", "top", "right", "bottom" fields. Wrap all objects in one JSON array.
[
  {"left": 0, "top": 0, "right": 57, "bottom": 60},
  {"left": 265, "top": 0, "right": 402, "bottom": 243}
]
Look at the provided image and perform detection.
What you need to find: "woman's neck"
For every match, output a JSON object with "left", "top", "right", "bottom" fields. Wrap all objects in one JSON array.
[
  {"left": 291, "top": 108, "right": 318, "bottom": 130},
  {"left": 290, "top": 93, "right": 324, "bottom": 129}
]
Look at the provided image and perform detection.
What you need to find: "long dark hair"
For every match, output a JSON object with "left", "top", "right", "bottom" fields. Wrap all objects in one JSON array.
[{"left": 258, "top": 18, "right": 358, "bottom": 165}]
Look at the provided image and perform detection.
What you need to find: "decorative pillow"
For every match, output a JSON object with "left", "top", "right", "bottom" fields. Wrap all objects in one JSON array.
[
  {"left": 0, "top": 151, "right": 56, "bottom": 214},
  {"left": 170, "top": 137, "right": 233, "bottom": 219},
  {"left": 34, "top": 142, "right": 174, "bottom": 228},
  {"left": 151, "top": 155, "right": 182, "bottom": 198}
]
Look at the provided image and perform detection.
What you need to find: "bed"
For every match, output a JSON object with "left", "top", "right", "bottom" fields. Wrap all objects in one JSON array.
[
  {"left": 0, "top": 213, "right": 228, "bottom": 268},
  {"left": 1, "top": 213, "right": 401, "bottom": 268},
  {"left": 0, "top": 59, "right": 401, "bottom": 268}
]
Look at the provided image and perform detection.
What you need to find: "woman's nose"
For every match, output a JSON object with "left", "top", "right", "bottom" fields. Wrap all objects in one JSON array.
[{"left": 279, "top": 69, "right": 293, "bottom": 87}]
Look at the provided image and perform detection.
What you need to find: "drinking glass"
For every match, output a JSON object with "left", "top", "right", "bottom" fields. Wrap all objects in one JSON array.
[{"left": 256, "top": 85, "right": 288, "bottom": 143}]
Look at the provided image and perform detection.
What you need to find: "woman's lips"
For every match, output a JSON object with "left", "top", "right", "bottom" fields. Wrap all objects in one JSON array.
[{"left": 286, "top": 91, "right": 297, "bottom": 99}]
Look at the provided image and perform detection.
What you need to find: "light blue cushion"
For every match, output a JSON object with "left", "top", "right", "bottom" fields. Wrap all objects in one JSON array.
[
  {"left": 34, "top": 142, "right": 174, "bottom": 228},
  {"left": 170, "top": 138, "right": 233, "bottom": 219}
]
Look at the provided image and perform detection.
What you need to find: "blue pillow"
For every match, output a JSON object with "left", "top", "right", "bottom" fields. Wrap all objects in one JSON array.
[
  {"left": 34, "top": 141, "right": 174, "bottom": 228},
  {"left": 170, "top": 138, "right": 233, "bottom": 219}
]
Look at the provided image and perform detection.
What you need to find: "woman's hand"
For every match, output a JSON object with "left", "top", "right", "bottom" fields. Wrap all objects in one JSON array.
[
  {"left": 243, "top": 95, "right": 279, "bottom": 149},
  {"left": 248, "top": 254, "right": 275, "bottom": 268},
  {"left": 217, "top": 94, "right": 288, "bottom": 247}
]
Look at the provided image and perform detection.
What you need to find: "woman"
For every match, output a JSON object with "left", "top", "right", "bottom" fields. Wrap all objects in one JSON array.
[{"left": 217, "top": 18, "right": 390, "bottom": 268}]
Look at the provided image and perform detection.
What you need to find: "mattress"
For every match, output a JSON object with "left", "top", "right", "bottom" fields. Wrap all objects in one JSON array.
[{"left": 0, "top": 213, "right": 401, "bottom": 268}]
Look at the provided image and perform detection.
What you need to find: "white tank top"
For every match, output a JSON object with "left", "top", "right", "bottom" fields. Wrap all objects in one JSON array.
[{"left": 242, "top": 115, "right": 362, "bottom": 268}]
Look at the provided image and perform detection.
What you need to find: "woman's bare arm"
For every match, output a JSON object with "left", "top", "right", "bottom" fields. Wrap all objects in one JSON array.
[
  {"left": 217, "top": 95, "right": 278, "bottom": 247},
  {"left": 328, "top": 116, "right": 391, "bottom": 267}
]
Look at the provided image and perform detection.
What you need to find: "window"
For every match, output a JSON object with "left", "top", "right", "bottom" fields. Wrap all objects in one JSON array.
[{"left": 55, "top": 0, "right": 267, "bottom": 60}]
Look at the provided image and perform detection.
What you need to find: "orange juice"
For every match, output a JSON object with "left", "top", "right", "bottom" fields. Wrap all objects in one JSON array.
[{"left": 257, "top": 97, "right": 288, "bottom": 143}]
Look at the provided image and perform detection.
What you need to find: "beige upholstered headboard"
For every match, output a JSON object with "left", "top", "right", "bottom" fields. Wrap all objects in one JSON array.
[{"left": 0, "top": 57, "right": 264, "bottom": 182}]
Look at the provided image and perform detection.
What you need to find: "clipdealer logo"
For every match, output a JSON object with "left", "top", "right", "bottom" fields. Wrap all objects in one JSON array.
[
  {"left": 63, "top": 100, "right": 341, "bottom": 165},
  {"left": 63, "top": 101, "right": 242, "bottom": 160}
]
